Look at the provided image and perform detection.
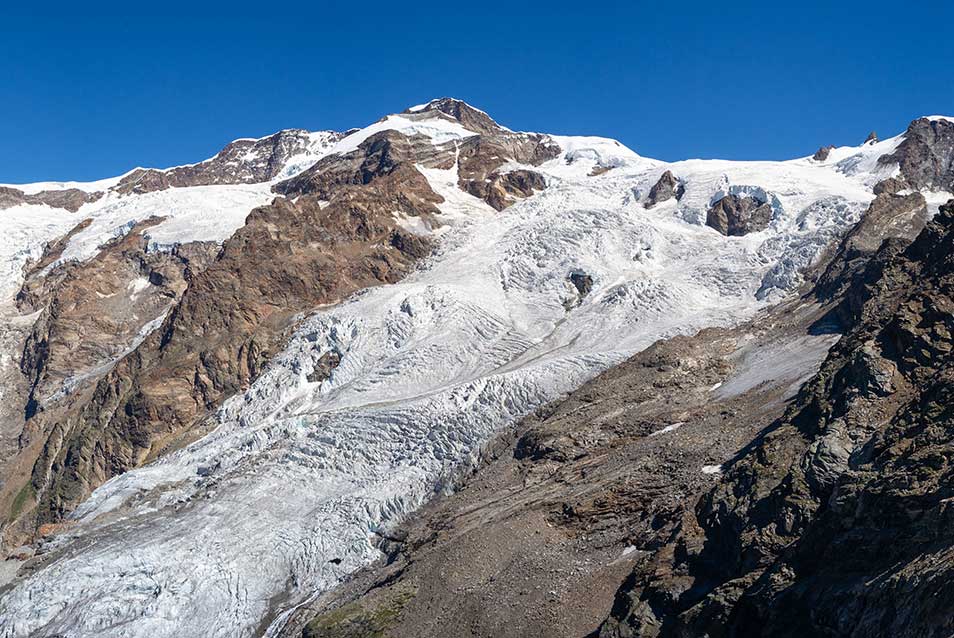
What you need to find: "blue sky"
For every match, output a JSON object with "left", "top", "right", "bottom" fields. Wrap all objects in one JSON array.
[{"left": 2, "top": 0, "right": 952, "bottom": 182}]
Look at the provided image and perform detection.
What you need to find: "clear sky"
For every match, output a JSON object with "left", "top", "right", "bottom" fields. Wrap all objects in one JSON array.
[{"left": 3, "top": 0, "right": 952, "bottom": 183}]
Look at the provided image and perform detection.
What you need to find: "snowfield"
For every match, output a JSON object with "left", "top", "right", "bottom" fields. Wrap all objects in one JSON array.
[{"left": 0, "top": 106, "right": 936, "bottom": 638}]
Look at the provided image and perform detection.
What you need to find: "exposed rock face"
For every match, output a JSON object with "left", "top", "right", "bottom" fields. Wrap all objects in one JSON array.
[
  {"left": 814, "top": 191, "right": 928, "bottom": 311},
  {"left": 13, "top": 130, "right": 443, "bottom": 529},
  {"left": 455, "top": 132, "right": 559, "bottom": 210},
  {"left": 464, "top": 168, "right": 547, "bottom": 211},
  {"left": 306, "top": 350, "right": 341, "bottom": 384},
  {"left": 879, "top": 117, "right": 954, "bottom": 191},
  {"left": 812, "top": 145, "right": 835, "bottom": 161},
  {"left": 599, "top": 200, "right": 954, "bottom": 638},
  {"left": 569, "top": 271, "right": 593, "bottom": 298},
  {"left": 404, "top": 98, "right": 561, "bottom": 210},
  {"left": 563, "top": 270, "right": 594, "bottom": 309},
  {"left": 113, "top": 129, "right": 343, "bottom": 195},
  {"left": 405, "top": 97, "right": 503, "bottom": 136},
  {"left": 282, "top": 101, "right": 559, "bottom": 212},
  {"left": 16, "top": 219, "right": 217, "bottom": 420},
  {"left": 274, "top": 130, "right": 447, "bottom": 209},
  {"left": 865, "top": 131, "right": 879, "bottom": 144},
  {"left": 873, "top": 175, "right": 909, "bottom": 195},
  {"left": 705, "top": 194, "right": 773, "bottom": 236},
  {"left": 644, "top": 170, "right": 684, "bottom": 208},
  {"left": 0, "top": 186, "right": 103, "bottom": 212},
  {"left": 1, "top": 220, "right": 220, "bottom": 542}
]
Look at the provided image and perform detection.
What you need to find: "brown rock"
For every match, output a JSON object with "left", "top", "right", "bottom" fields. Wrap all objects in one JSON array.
[
  {"left": 404, "top": 98, "right": 503, "bottom": 136},
  {"left": 644, "top": 170, "right": 684, "bottom": 208},
  {"left": 705, "top": 194, "right": 773, "bottom": 236},
  {"left": 0, "top": 186, "right": 103, "bottom": 212},
  {"left": 454, "top": 133, "right": 560, "bottom": 210},
  {"left": 873, "top": 175, "right": 909, "bottom": 195}
]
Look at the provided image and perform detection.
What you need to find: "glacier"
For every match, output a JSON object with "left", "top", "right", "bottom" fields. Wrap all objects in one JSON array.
[{"left": 0, "top": 106, "right": 928, "bottom": 637}]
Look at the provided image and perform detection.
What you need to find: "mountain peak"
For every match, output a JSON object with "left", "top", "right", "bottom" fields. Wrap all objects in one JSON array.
[{"left": 404, "top": 97, "right": 503, "bottom": 134}]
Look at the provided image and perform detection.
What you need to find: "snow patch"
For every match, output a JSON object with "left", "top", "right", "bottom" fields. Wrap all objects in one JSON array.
[{"left": 649, "top": 422, "right": 683, "bottom": 437}]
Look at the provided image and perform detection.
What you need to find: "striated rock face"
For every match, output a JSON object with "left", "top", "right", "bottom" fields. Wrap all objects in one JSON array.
[
  {"left": 1, "top": 219, "right": 220, "bottom": 541},
  {"left": 705, "top": 194, "right": 773, "bottom": 236},
  {"left": 0, "top": 186, "right": 103, "bottom": 212},
  {"left": 644, "top": 170, "right": 684, "bottom": 208},
  {"left": 16, "top": 219, "right": 218, "bottom": 420},
  {"left": 599, "top": 200, "right": 954, "bottom": 638},
  {"left": 113, "top": 129, "right": 343, "bottom": 195},
  {"left": 879, "top": 117, "right": 954, "bottom": 192}
]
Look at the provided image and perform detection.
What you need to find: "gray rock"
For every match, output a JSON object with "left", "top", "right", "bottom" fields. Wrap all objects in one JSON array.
[
  {"left": 878, "top": 117, "right": 954, "bottom": 192},
  {"left": 812, "top": 145, "right": 835, "bottom": 161}
]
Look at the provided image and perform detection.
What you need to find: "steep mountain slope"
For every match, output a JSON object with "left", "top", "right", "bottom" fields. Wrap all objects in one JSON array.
[
  {"left": 0, "top": 101, "right": 951, "bottom": 638},
  {"left": 597, "top": 198, "right": 954, "bottom": 638}
]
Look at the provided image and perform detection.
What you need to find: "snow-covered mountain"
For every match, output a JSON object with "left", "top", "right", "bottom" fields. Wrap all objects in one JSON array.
[{"left": 0, "top": 99, "right": 951, "bottom": 638}]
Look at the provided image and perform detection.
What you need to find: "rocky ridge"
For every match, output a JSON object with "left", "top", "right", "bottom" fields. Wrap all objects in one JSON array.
[{"left": 0, "top": 187, "right": 102, "bottom": 213}]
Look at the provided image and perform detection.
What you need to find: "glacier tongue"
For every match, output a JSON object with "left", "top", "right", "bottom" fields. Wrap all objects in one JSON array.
[{"left": 0, "top": 126, "right": 900, "bottom": 637}]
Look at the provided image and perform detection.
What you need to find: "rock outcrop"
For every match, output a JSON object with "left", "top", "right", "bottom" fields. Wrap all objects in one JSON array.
[
  {"left": 112, "top": 129, "right": 343, "bottom": 195},
  {"left": 16, "top": 219, "right": 218, "bottom": 420},
  {"left": 879, "top": 116, "right": 954, "bottom": 192},
  {"left": 0, "top": 186, "right": 102, "bottom": 212},
  {"left": 814, "top": 191, "right": 928, "bottom": 311},
  {"left": 644, "top": 170, "right": 684, "bottom": 208},
  {"left": 812, "top": 145, "right": 835, "bottom": 161},
  {"left": 705, "top": 194, "right": 773, "bottom": 236},
  {"left": 405, "top": 97, "right": 503, "bottom": 136},
  {"left": 455, "top": 135, "right": 559, "bottom": 211},
  {"left": 873, "top": 175, "right": 909, "bottom": 195}
]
